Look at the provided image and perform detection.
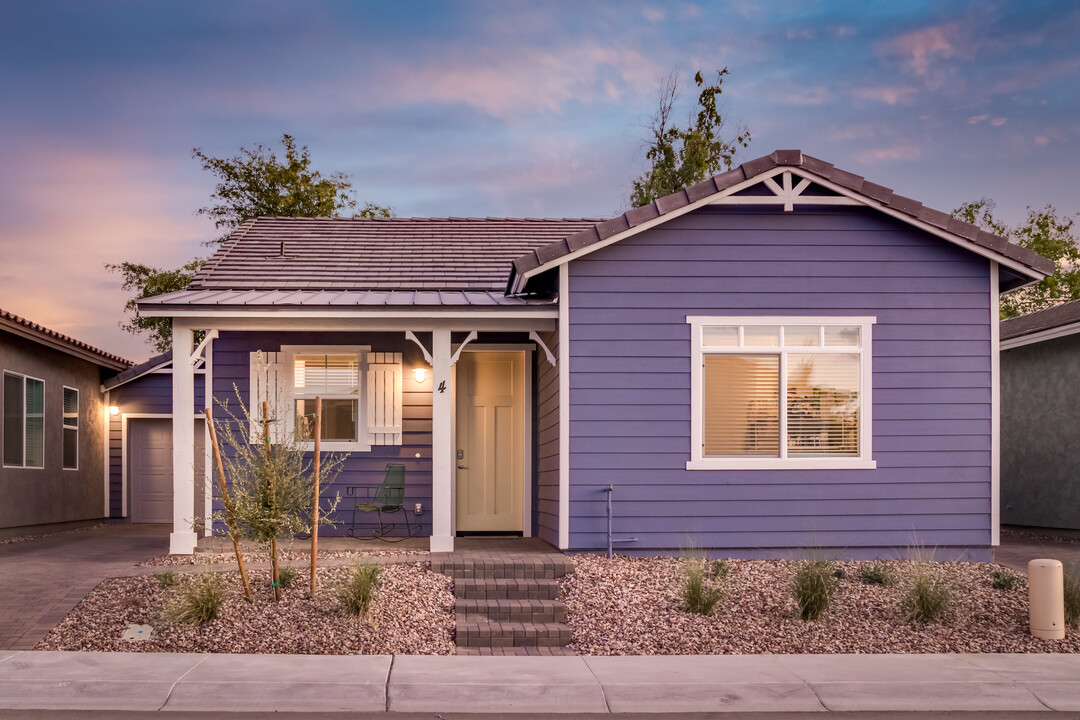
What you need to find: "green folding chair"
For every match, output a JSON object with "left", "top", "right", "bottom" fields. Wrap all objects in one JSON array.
[{"left": 348, "top": 463, "right": 413, "bottom": 541}]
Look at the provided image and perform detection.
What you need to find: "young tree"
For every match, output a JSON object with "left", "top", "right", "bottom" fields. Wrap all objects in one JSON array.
[
  {"left": 952, "top": 199, "right": 1080, "bottom": 318},
  {"left": 209, "top": 359, "right": 346, "bottom": 601},
  {"left": 630, "top": 68, "right": 751, "bottom": 208},
  {"left": 109, "top": 134, "right": 393, "bottom": 351}
]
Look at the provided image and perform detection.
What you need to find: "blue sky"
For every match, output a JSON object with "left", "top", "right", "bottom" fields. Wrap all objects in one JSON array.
[{"left": 1, "top": 0, "right": 1077, "bottom": 358}]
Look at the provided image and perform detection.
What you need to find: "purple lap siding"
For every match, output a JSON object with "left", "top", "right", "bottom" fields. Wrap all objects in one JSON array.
[
  {"left": 566, "top": 206, "right": 993, "bottom": 559},
  {"left": 535, "top": 329, "right": 560, "bottom": 546},
  {"left": 107, "top": 373, "right": 205, "bottom": 519},
  {"left": 210, "top": 331, "right": 432, "bottom": 537}
]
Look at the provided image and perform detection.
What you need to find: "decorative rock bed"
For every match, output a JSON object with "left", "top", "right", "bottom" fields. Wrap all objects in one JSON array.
[
  {"left": 561, "top": 556, "right": 1080, "bottom": 655},
  {"left": 36, "top": 562, "right": 454, "bottom": 655},
  {"left": 137, "top": 549, "right": 428, "bottom": 567}
]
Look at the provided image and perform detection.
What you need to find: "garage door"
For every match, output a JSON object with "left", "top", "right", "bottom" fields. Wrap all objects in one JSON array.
[{"left": 128, "top": 419, "right": 204, "bottom": 524}]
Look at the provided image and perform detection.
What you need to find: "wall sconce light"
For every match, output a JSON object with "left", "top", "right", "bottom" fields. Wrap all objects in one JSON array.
[
  {"left": 108, "top": 406, "right": 120, "bottom": 416},
  {"left": 413, "top": 368, "right": 427, "bottom": 383}
]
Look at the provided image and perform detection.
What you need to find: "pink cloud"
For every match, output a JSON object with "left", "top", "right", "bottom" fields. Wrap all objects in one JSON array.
[
  {"left": 990, "top": 117, "right": 1007, "bottom": 127},
  {"left": 855, "top": 86, "right": 917, "bottom": 105},
  {"left": 771, "top": 84, "right": 829, "bottom": 106},
  {"left": 642, "top": 6, "right": 665, "bottom": 22},
  {"left": 854, "top": 144, "right": 923, "bottom": 163},
  {"left": 834, "top": 26, "right": 856, "bottom": 37},
  {"left": 786, "top": 28, "right": 814, "bottom": 40},
  {"left": 883, "top": 23, "right": 969, "bottom": 90},
  {"left": 383, "top": 45, "right": 665, "bottom": 118},
  {"left": 1035, "top": 136, "right": 1050, "bottom": 146},
  {"left": 968, "top": 114, "right": 990, "bottom": 124}
]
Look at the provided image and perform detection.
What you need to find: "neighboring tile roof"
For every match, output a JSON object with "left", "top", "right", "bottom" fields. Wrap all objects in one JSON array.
[
  {"left": 1000, "top": 299, "right": 1080, "bottom": 342},
  {"left": 140, "top": 289, "right": 556, "bottom": 309},
  {"left": 102, "top": 350, "right": 172, "bottom": 390},
  {"left": 509, "top": 150, "right": 1055, "bottom": 287},
  {"left": 191, "top": 217, "right": 602, "bottom": 291},
  {"left": 0, "top": 307, "right": 130, "bottom": 371}
]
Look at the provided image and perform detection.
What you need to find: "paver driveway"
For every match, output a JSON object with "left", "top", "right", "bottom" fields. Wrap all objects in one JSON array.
[
  {"left": 0, "top": 524, "right": 167, "bottom": 650},
  {"left": 995, "top": 532, "right": 1080, "bottom": 573}
]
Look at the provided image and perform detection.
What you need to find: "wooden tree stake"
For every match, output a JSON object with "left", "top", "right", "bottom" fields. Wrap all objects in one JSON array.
[
  {"left": 310, "top": 396, "right": 322, "bottom": 597},
  {"left": 204, "top": 408, "right": 253, "bottom": 602},
  {"left": 263, "top": 400, "right": 281, "bottom": 602}
]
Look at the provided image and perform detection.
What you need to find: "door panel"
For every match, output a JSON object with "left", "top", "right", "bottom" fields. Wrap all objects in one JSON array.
[{"left": 456, "top": 352, "right": 524, "bottom": 532}]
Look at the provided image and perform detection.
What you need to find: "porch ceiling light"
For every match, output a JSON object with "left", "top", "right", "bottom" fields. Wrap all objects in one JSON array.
[
  {"left": 413, "top": 367, "right": 427, "bottom": 383},
  {"left": 108, "top": 405, "right": 120, "bottom": 416}
]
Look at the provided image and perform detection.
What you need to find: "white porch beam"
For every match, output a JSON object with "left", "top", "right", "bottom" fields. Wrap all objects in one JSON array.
[
  {"left": 430, "top": 328, "right": 454, "bottom": 553},
  {"left": 170, "top": 321, "right": 198, "bottom": 554}
]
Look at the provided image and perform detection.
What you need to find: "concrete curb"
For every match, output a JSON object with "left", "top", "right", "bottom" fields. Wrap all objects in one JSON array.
[{"left": 0, "top": 651, "right": 1077, "bottom": 713}]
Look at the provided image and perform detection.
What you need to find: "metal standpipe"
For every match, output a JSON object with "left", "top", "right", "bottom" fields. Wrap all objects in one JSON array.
[{"left": 604, "top": 484, "right": 637, "bottom": 558}]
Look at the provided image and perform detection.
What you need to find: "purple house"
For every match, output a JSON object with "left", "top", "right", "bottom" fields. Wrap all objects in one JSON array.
[{"left": 133, "top": 150, "right": 1051, "bottom": 560}]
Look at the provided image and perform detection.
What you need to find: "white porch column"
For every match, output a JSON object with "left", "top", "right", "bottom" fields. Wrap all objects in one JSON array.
[
  {"left": 170, "top": 321, "right": 198, "bottom": 554},
  {"left": 430, "top": 328, "right": 454, "bottom": 552}
]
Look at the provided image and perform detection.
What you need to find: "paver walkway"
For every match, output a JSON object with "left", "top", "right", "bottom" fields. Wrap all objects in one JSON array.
[
  {"left": 995, "top": 529, "right": 1080, "bottom": 572},
  {"left": 0, "top": 524, "right": 169, "bottom": 650}
]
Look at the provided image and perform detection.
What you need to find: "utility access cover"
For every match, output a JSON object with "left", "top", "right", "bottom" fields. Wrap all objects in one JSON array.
[{"left": 121, "top": 624, "right": 153, "bottom": 642}]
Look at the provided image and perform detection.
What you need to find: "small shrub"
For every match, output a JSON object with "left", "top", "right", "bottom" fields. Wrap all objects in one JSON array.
[
  {"left": 1064, "top": 570, "right": 1080, "bottom": 628},
  {"left": 154, "top": 570, "right": 179, "bottom": 588},
  {"left": 902, "top": 564, "right": 949, "bottom": 623},
  {"left": 162, "top": 572, "right": 226, "bottom": 625},
  {"left": 277, "top": 566, "right": 300, "bottom": 590},
  {"left": 709, "top": 559, "right": 731, "bottom": 580},
  {"left": 681, "top": 558, "right": 724, "bottom": 615},
  {"left": 793, "top": 560, "right": 837, "bottom": 621},
  {"left": 832, "top": 567, "right": 846, "bottom": 580},
  {"left": 859, "top": 561, "right": 896, "bottom": 587},
  {"left": 990, "top": 568, "right": 1020, "bottom": 591},
  {"left": 339, "top": 564, "right": 380, "bottom": 616}
]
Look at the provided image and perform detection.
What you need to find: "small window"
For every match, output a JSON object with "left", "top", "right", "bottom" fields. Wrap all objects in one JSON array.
[
  {"left": 687, "top": 317, "right": 875, "bottom": 470},
  {"left": 293, "top": 353, "right": 361, "bottom": 444},
  {"left": 63, "top": 387, "right": 78, "bottom": 470},
  {"left": 3, "top": 372, "right": 44, "bottom": 469}
]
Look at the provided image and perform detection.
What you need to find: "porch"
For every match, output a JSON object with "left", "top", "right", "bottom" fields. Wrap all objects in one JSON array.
[{"left": 164, "top": 316, "right": 565, "bottom": 556}]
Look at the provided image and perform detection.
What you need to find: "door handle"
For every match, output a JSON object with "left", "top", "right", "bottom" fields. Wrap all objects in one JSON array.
[{"left": 457, "top": 464, "right": 467, "bottom": 469}]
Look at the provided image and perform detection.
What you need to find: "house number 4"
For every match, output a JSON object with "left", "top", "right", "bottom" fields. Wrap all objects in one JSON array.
[{"left": 437, "top": 381, "right": 447, "bottom": 393}]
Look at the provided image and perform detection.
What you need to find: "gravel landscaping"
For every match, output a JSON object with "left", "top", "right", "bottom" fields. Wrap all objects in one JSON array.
[
  {"left": 37, "top": 562, "right": 454, "bottom": 654},
  {"left": 562, "top": 556, "right": 1080, "bottom": 655}
]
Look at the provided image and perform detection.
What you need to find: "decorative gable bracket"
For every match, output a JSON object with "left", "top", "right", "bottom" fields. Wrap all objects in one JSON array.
[{"left": 710, "top": 170, "right": 860, "bottom": 212}]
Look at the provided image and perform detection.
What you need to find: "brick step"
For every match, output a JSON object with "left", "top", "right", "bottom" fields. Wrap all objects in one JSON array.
[
  {"left": 456, "top": 621, "right": 572, "bottom": 648},
  {"left": 456, "top": 646, "right": 578, "bottom": 656},
  {"left": 432, "top": 557, "right": 574, "bottom": 580},
  {"left": 456, "top": 598, "right": 567, "bottom": 623},
  {"left": 454, "top": 578, "right": 560, "bottom": 601}
]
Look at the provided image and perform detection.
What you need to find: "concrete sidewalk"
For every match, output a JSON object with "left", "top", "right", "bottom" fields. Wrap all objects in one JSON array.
[{"left": 0, "top": 651, "right": 1078, "bottom": 714}]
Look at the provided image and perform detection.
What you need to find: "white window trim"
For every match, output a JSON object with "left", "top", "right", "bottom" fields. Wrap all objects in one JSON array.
[
  {"left": 62, "top": 385, "right": 78, "bottom": 471},
  {"left": 686, "top": 315, "right": 876, "bottom": 471},
  {"left": 280, "top": 345, "right": 372, "bottom": 452},
  {"left": 3, "top": 371, "right": 45, "bottom": 470}
]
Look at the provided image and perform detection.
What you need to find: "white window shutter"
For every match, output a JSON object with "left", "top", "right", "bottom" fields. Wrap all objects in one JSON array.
[
  {"left": 366, "top": 352, "right": 402, "bottom": 445},
  {"left": 248, "top": 351, "right": 287, "bottom": 444}
]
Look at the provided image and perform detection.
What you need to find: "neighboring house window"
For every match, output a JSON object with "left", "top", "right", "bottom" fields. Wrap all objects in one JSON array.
[
  {"left": 248, "top": 346, "right": 402, "bottom": 451},
  {"left": 63, "top": 387, "right": 78, "bottom": 470},
  {"left": 686, "top": 317, "right": 876, "bottom": 470},
  {"left": 3, "top": 372, "right": 45, "bottom": 469}
]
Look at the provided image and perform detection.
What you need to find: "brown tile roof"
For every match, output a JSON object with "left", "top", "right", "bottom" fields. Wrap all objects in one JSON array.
[
  {"left": 1000, "top": 298, "right": 1080, "bottom": 342},
  {"left": 0, "top": 308, "right": 130, "bottom": 371},
  {"left": 509, "top": 150, "right": 1055, "bottom": 288},
  {"left": 191, "top": 217, "right": 603, "bottom": 291}
]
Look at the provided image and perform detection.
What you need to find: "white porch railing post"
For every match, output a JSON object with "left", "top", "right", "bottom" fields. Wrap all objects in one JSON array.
[
  {"left": 170, "top": 322, "right": 198, "bottom": 555},
  {"left": 430, "top": 328, "right": 454, "bottom": 552}
]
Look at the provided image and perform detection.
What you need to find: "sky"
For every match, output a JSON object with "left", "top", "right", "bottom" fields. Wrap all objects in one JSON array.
[{"left": 1, "top": 0, "right": 1077, "bottom": 360}]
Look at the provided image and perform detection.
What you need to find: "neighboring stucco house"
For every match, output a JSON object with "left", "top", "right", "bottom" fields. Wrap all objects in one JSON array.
[
  {"left": 137, "top": 150, "right": 1052, "bottom": 560},
  {"left": 1000, "top": 299, "right": 1080, "bottom": 531},
  {"left": 0, "top": 308, "right": 130, "bottom": 538}
]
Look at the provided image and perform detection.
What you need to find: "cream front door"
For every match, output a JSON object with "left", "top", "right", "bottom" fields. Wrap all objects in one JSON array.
[{"left": 455, "top": 351, "right": 524, "bottom": 533}]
